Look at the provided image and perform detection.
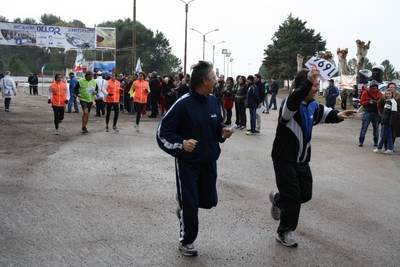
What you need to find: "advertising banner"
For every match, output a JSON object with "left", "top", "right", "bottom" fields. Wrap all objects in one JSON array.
[
  {"left": 95, "top": 27, "right": 116, "bottom": 49},
  {"left": 36, "top": 25, "right": 95, "bottom": 49},
  {"left": 0, "top": 22, "right": 114, "bottom": 50},
  {"left": 0, "top": 22, "right": 36, "bottom": 46}
]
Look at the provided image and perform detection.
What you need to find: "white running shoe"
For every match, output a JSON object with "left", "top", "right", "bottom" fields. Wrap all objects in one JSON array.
[
  {"left": 179, "top": 243, "right": 198, "bottom": 257},
  {"left": 276, "top": 231, "right": 298, "bottom": 247}
]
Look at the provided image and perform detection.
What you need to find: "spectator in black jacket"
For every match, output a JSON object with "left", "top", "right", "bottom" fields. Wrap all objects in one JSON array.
[
  {"left": 149, "top": 71, "right": 160, "bottom": 118},
  {"left": 177, "top": 73, "right": 190, "bottom": 98},
  {"left": 269, "top": 77, "right": 279, "bottom": 110},
  {"left": 162, "top": 76, "right": 175, "bottom": 111},
  {"left": 28, "top": 73, "right": 34, "bottom": 95},
  {"left": 32, "top": 74, "right": 39, "bottom": 95},
  {"left": 245, "top": 75, "right": 259, "bottom": 135},
  {"left": 213, "top": 75, "right": 225, "bottom": 121},
  {"left": 234, "top": 75, "right": 247, "bottom": 130},
  {"left": 254, "top": 74, "right": 266, "bottom": 133}
]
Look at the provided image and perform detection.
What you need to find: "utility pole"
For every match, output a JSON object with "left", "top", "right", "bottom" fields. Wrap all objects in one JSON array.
[
  {"left": 180, "top": 0, "right": 195, "bottom": 75},
  {"left": 132, "top": 0, "right": 137, "bottom": 75}
]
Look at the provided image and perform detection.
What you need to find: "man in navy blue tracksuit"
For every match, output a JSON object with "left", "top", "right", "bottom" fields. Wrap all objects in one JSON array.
[{"left": 156, "top": 61, "right": 234, "bottom": 257}]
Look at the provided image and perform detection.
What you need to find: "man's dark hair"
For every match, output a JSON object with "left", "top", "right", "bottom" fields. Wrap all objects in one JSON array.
[
  {"left": 254, "top": 74, "right": 261, "bottom": 80},
  {"left": 54, "top": 73, "right": 62, "bottom": 80},
  {"left": 293, "top": 70, "right": 309, "bottom": 89},
  {"left": 190, "top": 61, "right": 213, "bottom": 90}
]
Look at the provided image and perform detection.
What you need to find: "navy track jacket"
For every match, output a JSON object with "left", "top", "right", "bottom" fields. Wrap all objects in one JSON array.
[{"left": 157, "top": 89, "right": 226, "bottom": 163}]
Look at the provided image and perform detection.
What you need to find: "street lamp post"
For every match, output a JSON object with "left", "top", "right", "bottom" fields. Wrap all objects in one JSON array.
[
  {"left": 205, "top": 40, "right": 225, "bottom": 66},
  {"left": 190, "top": 28, "right": 219, "bottom": 60},
  {"left": 222, "top": 49, "right": 227, "bottom": 77},
  {"left": 180, "top": 0, "right": 195, "bottom": 75},
  {"left": 230, "top": 58, "right": 234, "bottom": 77},
  {"left": 226, "top": 52, "right": 231, "bottom": 78}
]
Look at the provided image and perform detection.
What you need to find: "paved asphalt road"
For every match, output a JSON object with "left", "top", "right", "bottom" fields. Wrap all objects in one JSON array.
[{"left": 0, "top": 91, "right": 399, "bottom": 266}]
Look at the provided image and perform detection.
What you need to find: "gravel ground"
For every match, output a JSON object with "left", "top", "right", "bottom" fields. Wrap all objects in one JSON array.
[{"left": 1, "top": 89, "right": 399, "bottom": 266}]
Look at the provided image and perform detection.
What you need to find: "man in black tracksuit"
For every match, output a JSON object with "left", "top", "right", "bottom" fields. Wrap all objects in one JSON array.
[
  {"left": 269, "top": 69, "right": 356, "bottom": 247},
  {"left": 156, "top": 61, "right": 234, "bottom": 257}
]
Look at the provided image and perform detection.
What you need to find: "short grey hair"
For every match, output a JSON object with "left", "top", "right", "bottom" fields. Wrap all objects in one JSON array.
[
  {"left": 5, "top": 71, "right": 10, "bottom": 75},
  {"left": 190, "top": 61, "right": 214, "bottom": 90}
]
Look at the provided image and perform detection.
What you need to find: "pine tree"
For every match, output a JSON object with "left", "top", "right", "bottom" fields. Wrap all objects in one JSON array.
[{"left": 263, "top": 14, "right": 326, "bottom": 83}]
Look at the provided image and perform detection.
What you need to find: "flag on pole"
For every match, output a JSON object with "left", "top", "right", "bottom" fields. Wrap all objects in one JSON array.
[
  {"left": 73, "top": 50, "right": 84, "bottom": 71},
  {"left": 135, "top": 58, "right": 142, "bottom": 74},
  {"left": 40, "top": 64, "right": 45, "bottom": 77}
]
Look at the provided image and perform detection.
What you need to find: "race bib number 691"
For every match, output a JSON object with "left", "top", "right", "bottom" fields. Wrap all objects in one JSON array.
[{"left": 305, "top": 56, "right": 338, "bottom": 82}]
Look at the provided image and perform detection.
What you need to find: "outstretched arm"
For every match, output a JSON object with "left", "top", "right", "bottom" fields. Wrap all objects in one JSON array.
[{"left": 337, "top": 110, "right": 357, "bottom": 119}]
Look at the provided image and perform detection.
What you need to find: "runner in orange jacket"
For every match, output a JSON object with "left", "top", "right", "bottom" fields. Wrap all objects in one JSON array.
[
  {"left": 47, "top": 73, "right": 70, "bottom": 135},
  {"left": 104, "top": 72, "right": 120, "bottom": 132},
  {"left": 129, "top": 71, "right": 150, "bottom": 132}
]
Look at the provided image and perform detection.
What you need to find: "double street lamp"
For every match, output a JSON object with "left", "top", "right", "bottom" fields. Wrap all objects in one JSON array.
[
  {"left": 222, "top": 49, "right": 228, "bottom": 77},
  {"left": 205, "top": 40, "right": 225, "bottom": 66},
  {"left": 226, "top": 52, "right": 231, "bottom": 77},
  {"left": 229, "top": 58, "right": 234, "bottom": 77},
  {"left": 180, "top": 0, "right": 195, "bottom": 75},
  {"left": 190, "top": 28, "right": 219, "bottom": 60}
]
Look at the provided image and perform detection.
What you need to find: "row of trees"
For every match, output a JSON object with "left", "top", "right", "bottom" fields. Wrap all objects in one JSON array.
[
  {"left": 0, "top": 14, "right": 181, "bottom": 76},
  {"left": 1, "top": 13, "right": 397, "bottom": 82},
  {"left": 262, "top": 14, "right": 399, "bottom": 84}
]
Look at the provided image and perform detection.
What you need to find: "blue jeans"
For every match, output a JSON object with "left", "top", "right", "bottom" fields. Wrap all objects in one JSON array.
[
  {"left": 248, "top": 108, "right": 256, "bottom": 133},
  {"left": 378, "top": 124, "right": 393, "bottom": 150},
  {"left": 359, "top": 111, "right": 380, "bottom": 144},
  {"left": 68, "top": 95, "right": 79, "bottom": 112},
  {"left": 269, "top": 93, "right": 277, "bottom": 109}
]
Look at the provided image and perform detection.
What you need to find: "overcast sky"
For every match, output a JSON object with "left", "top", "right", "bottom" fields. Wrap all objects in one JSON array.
[{"left": 3, "top": 0, "right": 399, "bottom": 78}]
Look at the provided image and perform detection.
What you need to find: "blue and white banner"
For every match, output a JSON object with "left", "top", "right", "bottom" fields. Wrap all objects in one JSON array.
[
  {"left": 35, "top": 25, "right": 95, "bottom": 49},
  {"left": 0, "top": 22, "right": 36, "bottom": 46},
  {"left": 0, "top": 22, "right": 115, "bottom": 50}
]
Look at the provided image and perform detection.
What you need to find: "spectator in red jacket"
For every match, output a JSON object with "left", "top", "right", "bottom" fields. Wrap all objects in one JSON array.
[{"left": 358, "top": 80, "right": 382, "bottom": 147}]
